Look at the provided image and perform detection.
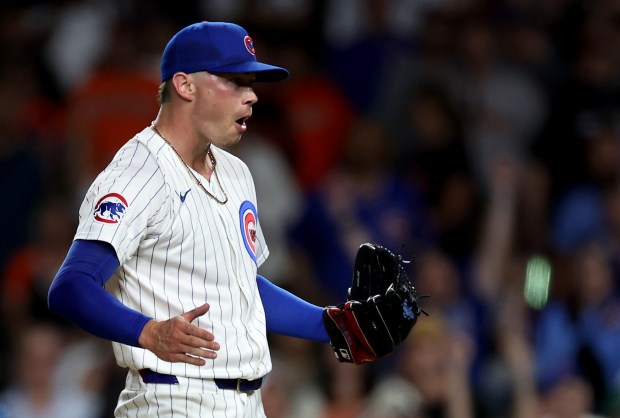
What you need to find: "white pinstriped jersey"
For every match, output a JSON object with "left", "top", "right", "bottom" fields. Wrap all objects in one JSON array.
[{"left": 75, "top": 126, "right": 271, "bottom": 381}]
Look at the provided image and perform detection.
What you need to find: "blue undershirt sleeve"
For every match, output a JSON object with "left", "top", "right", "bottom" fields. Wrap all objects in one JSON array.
[
  {"left": 256, "top": 274, "right": 329, "bottom": 343},
  {"left": 48, "top": 239, "right": 152, "bottom": 347}
]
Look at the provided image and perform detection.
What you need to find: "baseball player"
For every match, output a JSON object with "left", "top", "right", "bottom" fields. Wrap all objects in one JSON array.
[{"left": 48, "top": 21, "right": 420, "bottom": 418}]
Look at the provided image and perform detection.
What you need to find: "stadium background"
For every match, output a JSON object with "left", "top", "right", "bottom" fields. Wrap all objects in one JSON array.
[{"left": 1, "top": 0, "right": 620, "bottom": 417}]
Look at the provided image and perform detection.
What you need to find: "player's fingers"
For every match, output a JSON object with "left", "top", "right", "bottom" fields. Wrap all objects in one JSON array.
[
  {"left": 182, "top": 345, "right": 218, "bottom": 360},
  {"left": 169, "top": 352, "right": 208, "bottom": 366},
  {"left": 180, "top": 334, "right": 220, "bottom": 351},
  {"left": 182, "top": 303, "right": 210, "bottom": 323},
  {"left": 165, "top": 317, "right": 217, "bottom": 347},
  {"left": 186, "top": 324, "right": 217, "bottom": 343},
  {"left": 163, "top": 344, "right": 217, "bottom": 364}
]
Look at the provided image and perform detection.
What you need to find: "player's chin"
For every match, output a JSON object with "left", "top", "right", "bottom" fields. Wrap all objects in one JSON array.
[
  {"left": 226, "top": 134, "right": 244, "bottom": 147},
  {"left": 213, "top": 133, "right": 243, "bottom": 148}
]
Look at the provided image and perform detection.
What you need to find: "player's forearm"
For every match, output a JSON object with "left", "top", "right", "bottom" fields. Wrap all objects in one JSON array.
[
  {"left": 48, "top": 239, "right": 151, "bottom": 347},
  {"left": 256, "top": 275, "right": 329, "bottom": 342}
]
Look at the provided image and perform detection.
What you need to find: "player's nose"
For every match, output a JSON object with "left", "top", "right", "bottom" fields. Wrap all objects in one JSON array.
[{"left": 243, "top": 87, "right": 258, "bottom": 105}]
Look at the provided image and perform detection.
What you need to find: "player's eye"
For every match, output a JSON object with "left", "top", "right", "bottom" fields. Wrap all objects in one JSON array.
[
  {"left": 214, "top": 73, "right": 254, "bottom": 88},
  {"left": 232, "top": 77, "right": 254, "bottom": 88}
]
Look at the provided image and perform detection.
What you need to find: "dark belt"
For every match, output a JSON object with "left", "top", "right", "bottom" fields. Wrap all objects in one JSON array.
[{"left": 138, "top": 369, "right": 263, "bottom": 392}]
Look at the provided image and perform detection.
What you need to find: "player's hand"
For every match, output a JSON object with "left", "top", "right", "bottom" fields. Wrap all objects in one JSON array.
[{"left": 138, "top": 303, "right": 220, "bottom": 366}]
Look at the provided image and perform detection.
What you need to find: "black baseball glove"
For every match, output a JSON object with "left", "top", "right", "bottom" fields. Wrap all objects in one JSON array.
[{"left": 323, "top": 243, "right": 425, "bottom": 364}]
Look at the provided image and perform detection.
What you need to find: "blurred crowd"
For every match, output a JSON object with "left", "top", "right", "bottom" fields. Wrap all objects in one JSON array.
[{"left": 1, "top": 0, "right": 620, "bottom": 417}]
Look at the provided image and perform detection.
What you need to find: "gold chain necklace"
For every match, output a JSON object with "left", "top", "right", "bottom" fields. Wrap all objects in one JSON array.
[{"left": 151, "top": 123, "right": 228, "bottom": 204}]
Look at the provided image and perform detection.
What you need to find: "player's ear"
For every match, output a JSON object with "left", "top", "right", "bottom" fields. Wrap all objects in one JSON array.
[{"left": 171, "top": 72, "right": 193, "bottom": 101}]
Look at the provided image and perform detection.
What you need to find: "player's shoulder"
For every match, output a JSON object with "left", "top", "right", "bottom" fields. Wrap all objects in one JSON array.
[
  {"left": 83, "top": 128, "right": 172, "bottom": 216},
  {"left": 109, "top": 127, "right": 165, "bottom": 169},
  {"left": 92, "top": 127, "right": 167, "bottom": 187}
]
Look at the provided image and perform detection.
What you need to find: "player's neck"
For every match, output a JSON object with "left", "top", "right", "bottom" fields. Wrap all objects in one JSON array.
[{"left": 151, "top": 119, "right": 214, "bottom": 179}]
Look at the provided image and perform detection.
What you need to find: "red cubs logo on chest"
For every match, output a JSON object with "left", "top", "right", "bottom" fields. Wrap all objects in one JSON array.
[{"left": 239, "top": 200, "right": 258, "bottom": 263}]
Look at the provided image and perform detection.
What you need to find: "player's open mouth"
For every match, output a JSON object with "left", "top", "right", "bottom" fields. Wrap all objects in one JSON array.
[{"left": 236, "top": 117, "right": 249, "bottom": 131}]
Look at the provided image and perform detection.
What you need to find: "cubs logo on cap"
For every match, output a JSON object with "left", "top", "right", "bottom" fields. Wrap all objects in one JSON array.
[
  {"left": 244, "top": 36, "right": 256, "bottom": 55},
  {"left": 160, "top": 21, "right": 288, "bottom": 82},
  {"left": 94, "top": 193, "right": 128, "bottom": 224},
  {"left": 239, "top": 200, "right": 258, "bottom": 263}
]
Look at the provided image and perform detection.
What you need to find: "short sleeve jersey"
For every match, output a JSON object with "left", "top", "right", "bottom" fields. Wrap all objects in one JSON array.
[{"left": 75, "top": 126, "right": 271, "bottom": 380}]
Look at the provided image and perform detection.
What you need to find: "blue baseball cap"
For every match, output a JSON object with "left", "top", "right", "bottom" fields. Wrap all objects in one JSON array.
[{"left": 160, "top": 21, "right": 289, "bottom": 83}]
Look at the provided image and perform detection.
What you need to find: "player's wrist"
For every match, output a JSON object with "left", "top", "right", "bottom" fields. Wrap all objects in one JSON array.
[{"left": 138, "top": 319, "right": 158, "bottom": 349}]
